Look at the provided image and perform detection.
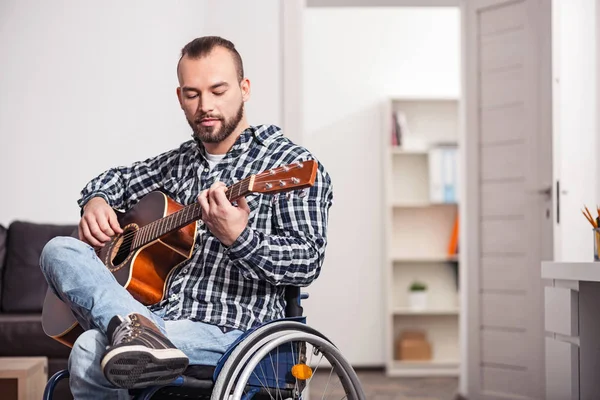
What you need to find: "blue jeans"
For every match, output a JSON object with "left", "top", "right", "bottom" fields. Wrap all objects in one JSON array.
[{"left": 40, "top": 236, "right": 243, "bottom": 399}]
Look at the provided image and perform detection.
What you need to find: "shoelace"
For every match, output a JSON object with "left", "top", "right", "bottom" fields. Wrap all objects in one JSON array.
[{"left": 112, "top": 316, "right": 136, "bottom": 345}]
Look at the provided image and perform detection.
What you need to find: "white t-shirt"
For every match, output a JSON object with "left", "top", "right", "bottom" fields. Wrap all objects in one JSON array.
[{"left": 204, "top": 150, "right": 226, "bottom": 171}]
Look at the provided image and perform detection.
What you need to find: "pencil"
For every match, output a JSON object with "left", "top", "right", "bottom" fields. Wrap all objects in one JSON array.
[
  {"left": 583, "top": 209, "right": 597, "bottom": 228},
  {"left": 585, "top": 206, "right": 597, "bottom": 227}
]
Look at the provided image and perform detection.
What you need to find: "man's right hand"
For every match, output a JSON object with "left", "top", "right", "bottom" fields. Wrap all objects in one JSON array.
[{"left": 79, "top": 197, "right": 123, "bottom": 247}]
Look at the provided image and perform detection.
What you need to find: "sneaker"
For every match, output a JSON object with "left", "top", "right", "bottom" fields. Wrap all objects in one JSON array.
[{"left": 100, "top": 313, "right": 189, "bottom": 389}]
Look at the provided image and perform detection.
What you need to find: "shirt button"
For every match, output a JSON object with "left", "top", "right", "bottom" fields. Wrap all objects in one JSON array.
[
  {"left": 182, "top": 268, "right": 188, "bottom": 274},
  {"left": 204, "top": 168, "right": 209, "bottom": 172},
  {"left": 169, "top": 294, "right": 178, "bottom": 302}
]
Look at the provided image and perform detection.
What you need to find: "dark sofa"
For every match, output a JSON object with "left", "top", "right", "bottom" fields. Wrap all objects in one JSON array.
[{"left": 0, "top": 220, "right": 77, "bottom": 400}]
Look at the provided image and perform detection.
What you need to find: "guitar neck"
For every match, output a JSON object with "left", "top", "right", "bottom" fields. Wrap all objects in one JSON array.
[{"left": 132, "top": 176, "right": 254, "bottom": 249}]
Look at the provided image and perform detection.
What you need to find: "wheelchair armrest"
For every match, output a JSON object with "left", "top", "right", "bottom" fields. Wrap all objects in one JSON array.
[{"left": 284, "top": 286, "right": 307, "bottom": 317}]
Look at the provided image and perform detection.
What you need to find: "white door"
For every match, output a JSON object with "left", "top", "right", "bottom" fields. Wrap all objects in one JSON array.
[{"left": 464, "top": 0, "right": 553, "bottom": 398}]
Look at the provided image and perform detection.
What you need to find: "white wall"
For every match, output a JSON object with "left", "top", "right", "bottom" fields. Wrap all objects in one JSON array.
[
  {"left": 203, "top": 0, "right": 282, "bottom": 128},
  {"left": 552, "top": 0, "right": 598, "bottom": 262},
  {"left": 302, "top": 7, "right": 460, "bottom": 365},
  {"left": 0, "top": 0, "right": 283, "bottom": 226}
]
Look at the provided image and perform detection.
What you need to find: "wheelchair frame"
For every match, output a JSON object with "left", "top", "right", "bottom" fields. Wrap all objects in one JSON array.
[{"left": 43, "top": 287, "right": 365, "bottom": 400}]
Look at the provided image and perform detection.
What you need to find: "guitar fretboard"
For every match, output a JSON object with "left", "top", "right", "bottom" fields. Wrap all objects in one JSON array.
[{"left": 132, "top": 176, "right": 252, "bottom": 249}]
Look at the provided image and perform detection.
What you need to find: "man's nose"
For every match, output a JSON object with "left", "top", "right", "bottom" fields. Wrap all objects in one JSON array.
[{"left": 198, "top": 98, "right": 214, "bottom": 114}]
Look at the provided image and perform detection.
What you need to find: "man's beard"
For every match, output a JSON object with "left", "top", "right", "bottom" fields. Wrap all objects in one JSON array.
[{"left": 189, "top": 102, "right": 244, "bottom": 144}]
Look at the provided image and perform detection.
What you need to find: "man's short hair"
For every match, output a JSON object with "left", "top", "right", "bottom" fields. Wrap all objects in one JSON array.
[{"left": 178, "top": 36, "right": 244, "bottom": 82}]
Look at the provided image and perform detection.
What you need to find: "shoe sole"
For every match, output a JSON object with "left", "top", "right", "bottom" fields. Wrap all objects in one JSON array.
[{"left": 101, "top": 345, "right": 189, "bottom": 389}]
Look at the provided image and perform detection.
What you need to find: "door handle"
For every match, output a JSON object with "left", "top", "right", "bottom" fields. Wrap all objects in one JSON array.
[{"left": 527, "top": 186, "right": 552, "bottom": 198}]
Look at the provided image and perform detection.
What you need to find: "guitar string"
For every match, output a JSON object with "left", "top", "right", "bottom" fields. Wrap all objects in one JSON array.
[
  {"left": 101, "top": 163, "right": 311, "bottom": 252},
  {"left": 117, "top": 167, "right": 303, "bottom": 248},
  {"left": 107, "top": 177, "right": 252, "bottom": 250}
]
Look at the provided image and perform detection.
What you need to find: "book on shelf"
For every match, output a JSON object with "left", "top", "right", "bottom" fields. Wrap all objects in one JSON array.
[
  {"left": 447, "top": 214, "right": 459, "bottom": 257},
  {"left": 390, "top": 111, "right": 411, "bottom": 148}
]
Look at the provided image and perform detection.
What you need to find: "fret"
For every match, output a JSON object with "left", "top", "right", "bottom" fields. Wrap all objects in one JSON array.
[
  {"left": 135, "top": 228, "right": 144, "bottom": 248},
  {"left": 150, "top": 221, "right": 157, "bottom": 243},
  {"left": 238, "top": 179, "right": 246, "bottom": 197},
  {"left": 169, "top": 212, "right": 175, "bottom": 230},
  {"left": 184, "top": 205, "right": 191, "bottom": 224},
  {"left": 175, "top": 210, "right": 182, "bottom": 229},
  {"left": 139, "top": 225, "right": 145, "bottom": 247},
  {"left": 227, "top": 185, "right": 232, "bottom": 201},
  {"left": 163, "top": 216, "right": 170, "bottom": 236},
  {"left": 160, "top": 218, "right": 167, "bottom": 238},
  {"left": 166, "top": 213, "right": 173, "bottom": 232},
  {"left": 158, "top": 218, "right": 166, "bottom": 239},
  {"left": 145, "top": 222, "right": 152, "bottom": 244}
]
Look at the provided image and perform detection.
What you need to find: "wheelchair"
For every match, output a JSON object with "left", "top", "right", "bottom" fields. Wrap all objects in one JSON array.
[{"left": 43, "top": 287, "right": 366, "bottom": 399}]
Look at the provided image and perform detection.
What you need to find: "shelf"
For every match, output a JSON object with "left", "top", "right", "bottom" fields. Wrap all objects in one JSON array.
[
  {"left": 389, "top": 147, "right": 428, "bottom": 155},
  {"left": 390, "top": 201, "right": 458, "bottom": 208},
  {"left": 391, "top": 96, "right": 459, "bottom": 102},
  {"left": 392, "top": 307, "right": 459, "bottom": 316},
  {"left": 391, "top": 255, "right": 458, "bottom": 263},
  {"left": 387, "top": 360, "right": 460, "bottom": 377}
]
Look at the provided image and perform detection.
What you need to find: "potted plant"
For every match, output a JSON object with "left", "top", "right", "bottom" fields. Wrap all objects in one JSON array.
[{"left": 408, "top": 281, "right": 428, "bottom": 311}]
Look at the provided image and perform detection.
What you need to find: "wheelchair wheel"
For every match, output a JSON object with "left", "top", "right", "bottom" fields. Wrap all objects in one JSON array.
[{"left": 211, "top": 330, "right": 365, "bottom": 400}]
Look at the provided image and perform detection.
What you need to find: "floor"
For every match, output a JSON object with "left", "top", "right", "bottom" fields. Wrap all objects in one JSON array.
[{"left": 309, "top": 369, "right": 459, "bottom": 400}]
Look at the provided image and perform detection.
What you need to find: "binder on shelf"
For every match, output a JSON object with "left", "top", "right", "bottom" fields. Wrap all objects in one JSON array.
[{"left": 428, "top": 144, "right": 458, "bottom": 203}]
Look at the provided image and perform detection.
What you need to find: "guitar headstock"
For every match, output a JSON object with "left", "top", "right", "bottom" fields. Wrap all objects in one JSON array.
[{"left": 251, "top": 160, "right": 317, "bottom": 194}]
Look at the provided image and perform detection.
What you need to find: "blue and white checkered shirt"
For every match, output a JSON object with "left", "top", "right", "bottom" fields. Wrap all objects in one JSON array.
[{"left": 78, "top": 125, "right": 333, "bottom": 331}]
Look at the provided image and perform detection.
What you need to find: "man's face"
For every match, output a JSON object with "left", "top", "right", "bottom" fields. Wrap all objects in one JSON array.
[{"left": 177, "top": 47, "right": 250, "bottom": 144}]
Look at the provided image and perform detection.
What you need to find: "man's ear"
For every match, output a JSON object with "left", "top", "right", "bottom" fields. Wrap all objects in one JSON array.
[
  {"left": 176, "top": 87, "right": 183, "bottom": 108},
  {"left": 240, "top": 78, "right": 251, "bottom": 102}
]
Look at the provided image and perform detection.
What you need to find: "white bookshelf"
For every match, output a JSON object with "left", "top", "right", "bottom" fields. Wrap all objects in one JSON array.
[{"left": 382, "top": 96, "right": 460, "bottom": 377}]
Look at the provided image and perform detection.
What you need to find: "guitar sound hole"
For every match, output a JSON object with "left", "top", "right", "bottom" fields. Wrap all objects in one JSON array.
[{"left": 111, "top": 230, "right": 135, "bottom": 266}]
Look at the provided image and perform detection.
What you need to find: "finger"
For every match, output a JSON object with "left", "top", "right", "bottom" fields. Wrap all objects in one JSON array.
[
  {"left": 209, "top": 184, "right": 229, "bottom": 207},
  {"left": 107, "top": 211, "right": 123, "bottom": 234},
  {"left": 236, "top": 196, "right": 251, "bottom": 214},
  {"left": 78, "top": 221, "right": 85, "bottom": 241},
  {"left": 86, "top": 215, "right": 112, "bottom": 243},
  {"left": 197, "top": 190, "right": 210, "bottom": 216},
  {"left": 97, "top": 216, "right": 116, "bottom": 237},
  {"left": 80, "top": 219, "right": 104, "bottom": 247}
]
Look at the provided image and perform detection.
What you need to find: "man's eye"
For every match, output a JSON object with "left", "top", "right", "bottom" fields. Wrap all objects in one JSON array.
[
  {"left": 214, "top": 91, "right": 225, "bottom": 96},
  {"left": 185, "top": 94, "right": 198, "bottom": 99}
]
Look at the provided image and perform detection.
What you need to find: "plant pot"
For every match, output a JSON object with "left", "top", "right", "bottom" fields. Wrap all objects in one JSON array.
[{"left": 408, "top": 291, "right": 428, "bottom": 311}]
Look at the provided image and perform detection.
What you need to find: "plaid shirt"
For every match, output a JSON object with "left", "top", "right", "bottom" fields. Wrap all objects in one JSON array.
[{"left": 78, "top": 125, "right": 333, "bottom": 331}]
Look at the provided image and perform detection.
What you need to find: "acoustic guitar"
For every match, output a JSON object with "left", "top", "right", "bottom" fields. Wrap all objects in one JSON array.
[{"left": 42, "top": 160, "right": 318, "bottom": 347}]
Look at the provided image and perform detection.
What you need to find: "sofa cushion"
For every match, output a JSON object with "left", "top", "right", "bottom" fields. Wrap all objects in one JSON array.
[
  {"left": 2, "top": 221, "right": 76, "bottom": 313},
  {"left": 0, "top": 225, "right": 7, "bottom": 299},
  {"left": 0, "top": 314, "right": 71, "bottom": 358}
]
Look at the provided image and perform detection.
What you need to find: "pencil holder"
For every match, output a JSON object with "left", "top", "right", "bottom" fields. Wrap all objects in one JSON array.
[{"left": 595, "top": 228, "right": 600, "bottom": 261}]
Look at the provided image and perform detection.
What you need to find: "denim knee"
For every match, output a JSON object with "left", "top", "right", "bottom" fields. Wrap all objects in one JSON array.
[{"left": 40, "top": 236, "right": 87, "bottom": 275}]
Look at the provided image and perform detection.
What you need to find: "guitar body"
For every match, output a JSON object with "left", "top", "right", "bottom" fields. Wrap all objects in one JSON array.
[{"left": 42, "top": 191, "right": 197, "bottom": 347}]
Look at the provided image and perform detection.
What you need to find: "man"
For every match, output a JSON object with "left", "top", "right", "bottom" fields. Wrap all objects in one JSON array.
[{"left": 40, "top": 36, "right": 333, "bottom": 399}]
